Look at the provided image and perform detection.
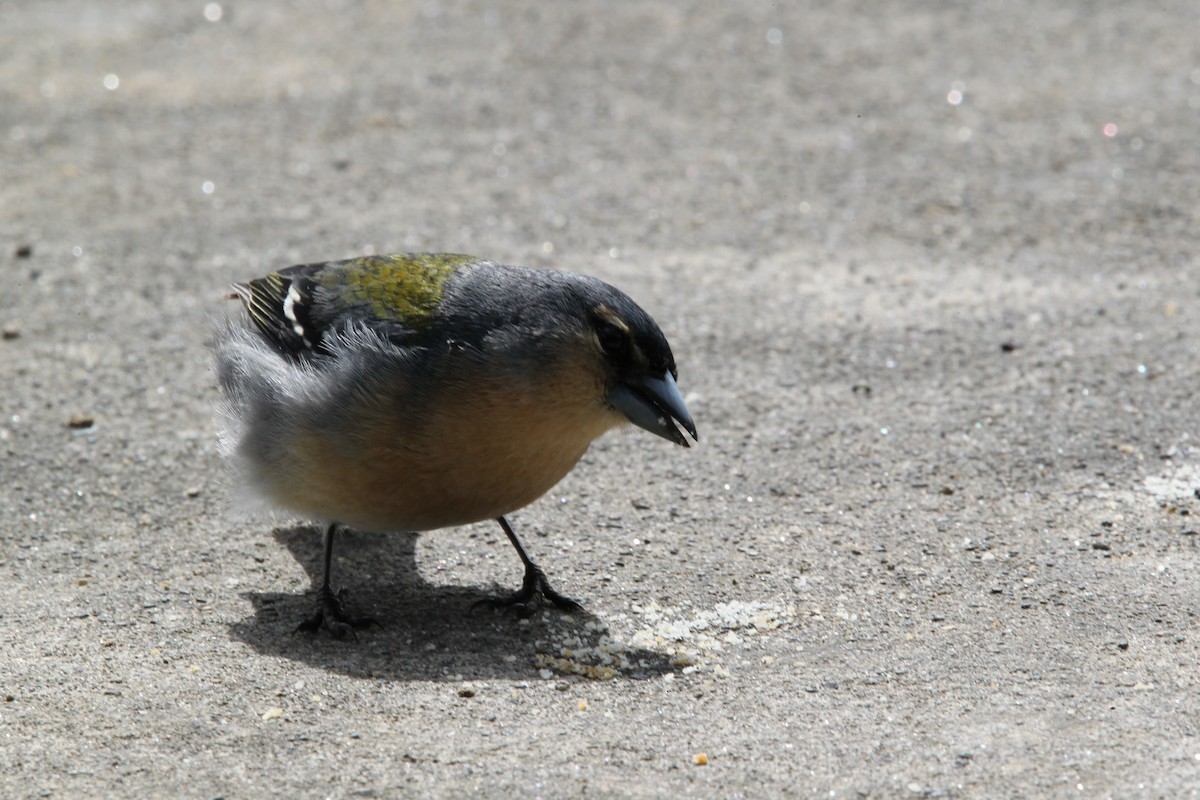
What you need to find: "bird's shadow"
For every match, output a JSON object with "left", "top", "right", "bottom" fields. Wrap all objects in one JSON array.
[{"left": 228, "top": 525, "right": 675, "bottom": 682}]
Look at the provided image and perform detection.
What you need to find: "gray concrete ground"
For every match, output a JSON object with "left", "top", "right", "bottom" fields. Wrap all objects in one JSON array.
[{"left": 3, "top": 1, "right": 1199, "bottom": 797}]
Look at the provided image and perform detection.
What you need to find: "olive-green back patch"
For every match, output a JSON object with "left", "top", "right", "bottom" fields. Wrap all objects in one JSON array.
[{"left": 322, "top": 253, "right": 474, "bottom": 324}]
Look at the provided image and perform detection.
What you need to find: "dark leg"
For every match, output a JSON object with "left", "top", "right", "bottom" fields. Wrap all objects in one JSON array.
[
  {"left": 473, "top": 516, "right": 582, "bottom": 616},
  {"left": 296, "top": 523, "right": 378, "bottom": 639}
]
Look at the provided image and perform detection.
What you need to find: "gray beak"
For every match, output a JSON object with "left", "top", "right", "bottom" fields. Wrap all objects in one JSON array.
[{"left": 607, "top": 371, "right": 698, "bottom": 447}]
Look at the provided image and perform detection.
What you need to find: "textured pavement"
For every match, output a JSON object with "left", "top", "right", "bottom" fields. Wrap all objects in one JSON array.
[{"left": 3, "top": 2, "right": 1200, "bottom": 797}]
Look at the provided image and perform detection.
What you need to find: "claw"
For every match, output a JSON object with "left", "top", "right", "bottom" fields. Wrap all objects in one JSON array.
[
  {"left": 472, "top": 564, "right": 583, "bottom": 617},
  {"left": 295, "top": 585, "right": 379, "bottom": 639}
]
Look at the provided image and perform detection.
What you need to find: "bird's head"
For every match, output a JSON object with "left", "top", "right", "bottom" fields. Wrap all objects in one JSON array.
[
  {"left": 440, "top": 261, "right": 699, "bottom": 448},
  {"left": 580, "top": 287, "right": 698, "bottom": 448}
]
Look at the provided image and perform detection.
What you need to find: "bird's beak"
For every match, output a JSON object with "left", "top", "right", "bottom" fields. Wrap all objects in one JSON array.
[{"left": 607, "top": 371, "right": 698, "bottom": 447}]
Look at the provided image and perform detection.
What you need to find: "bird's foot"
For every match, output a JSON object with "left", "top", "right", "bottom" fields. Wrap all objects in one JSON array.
[
  {"left": 473, "top": 564, "right": 583, "bottom": 617},
  {"left": 296, "top": 585, "right": 379, "bottom": 639}
]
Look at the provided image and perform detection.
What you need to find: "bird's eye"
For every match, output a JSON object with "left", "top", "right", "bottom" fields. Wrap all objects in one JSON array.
[{"left": 597, "top": 321, "right": 629, "bottom": 358}]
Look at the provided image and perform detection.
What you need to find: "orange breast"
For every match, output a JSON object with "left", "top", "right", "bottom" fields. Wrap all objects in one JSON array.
[{"left": 260, "top": 358, "right": 623, "bottom": 532}]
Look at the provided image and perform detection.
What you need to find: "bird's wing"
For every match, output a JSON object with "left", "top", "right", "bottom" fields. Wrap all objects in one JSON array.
[
  {"left": 229, "top": 262, "right": 330, "bottom": 356},
  {"left": 230, "top": 254, "right": 475, "bottom": 358}
]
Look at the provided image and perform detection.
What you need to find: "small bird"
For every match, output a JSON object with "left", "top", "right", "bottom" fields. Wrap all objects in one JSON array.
[{"left": 214, "top": 253, "right": 697, "bottom": 637}]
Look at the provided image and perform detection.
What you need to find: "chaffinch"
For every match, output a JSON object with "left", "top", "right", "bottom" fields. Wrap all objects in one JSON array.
[{"left": 214, "top": 253, "right": 697, "bottom": 637}]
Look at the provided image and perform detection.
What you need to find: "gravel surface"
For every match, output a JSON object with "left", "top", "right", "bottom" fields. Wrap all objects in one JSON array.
[{"left": 3, "top": 2, "right": 1200, "bottom": 797}]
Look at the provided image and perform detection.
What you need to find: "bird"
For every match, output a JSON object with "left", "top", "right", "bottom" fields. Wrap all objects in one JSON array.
[{"left": 213, "top": 253, "right": 697, "bottom": 637}]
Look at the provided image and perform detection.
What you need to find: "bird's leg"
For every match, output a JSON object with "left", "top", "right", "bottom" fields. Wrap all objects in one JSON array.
[
  {"left": 296, "top": 523, "right": 379, "bottom": 638},
  {"left": 474, "top": 516, "right": 583, "bottom": 616}
]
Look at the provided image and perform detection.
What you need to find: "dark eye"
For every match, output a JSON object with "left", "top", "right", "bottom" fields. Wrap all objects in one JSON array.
[{"left": 597, "top": 321, "right": 629, "bottom": 358}]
